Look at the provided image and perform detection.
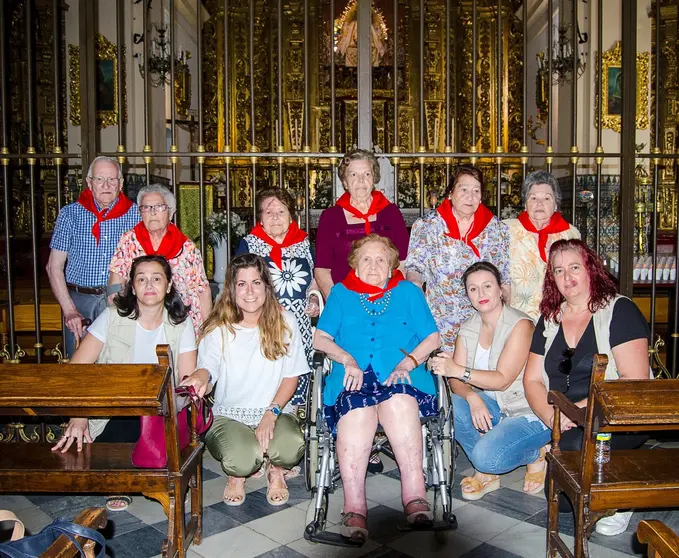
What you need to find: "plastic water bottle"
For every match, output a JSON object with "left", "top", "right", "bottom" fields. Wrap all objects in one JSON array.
[{"left": 594, "top": 433, "right": 611, "bottom": 465}]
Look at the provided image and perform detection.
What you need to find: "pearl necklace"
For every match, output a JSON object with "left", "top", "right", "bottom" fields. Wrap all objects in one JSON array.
[{"left": 358, "top": 291, "right": 392, "bottom": 316}]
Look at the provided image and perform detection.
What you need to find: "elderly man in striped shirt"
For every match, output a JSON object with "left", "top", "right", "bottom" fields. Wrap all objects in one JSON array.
[{"left": 47, "top": 156, "right": 141, "bottom": 357}]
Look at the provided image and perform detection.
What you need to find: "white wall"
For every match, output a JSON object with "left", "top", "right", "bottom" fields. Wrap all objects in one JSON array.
[
  {"left": 64, "top": 0, "right": 201, "bottom": 182},
  {"left": 524, "top": 0, "right": 653, "bottom": 175}
]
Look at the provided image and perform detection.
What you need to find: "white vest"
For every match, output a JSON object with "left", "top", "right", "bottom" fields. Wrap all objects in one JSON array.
[
  {"left": 540, "top": 295, "right": 651, "bottom": 389},
  {"left": 457, "top": 305, "right": 534, "bottom": 417},
  {"left": 88, "top": 309, "right": 186, "bottom": 440}
]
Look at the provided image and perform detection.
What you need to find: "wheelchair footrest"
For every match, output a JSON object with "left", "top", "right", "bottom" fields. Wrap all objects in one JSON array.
[
  {"left": 396, "top": 514, "right": 458, "bottom": 532},
  {"left": 304, "top": 524, "right": 365, "bottom": 547}
]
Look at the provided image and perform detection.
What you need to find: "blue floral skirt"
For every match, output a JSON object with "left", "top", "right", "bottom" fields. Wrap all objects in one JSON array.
[{"left": 323, "top": 366, "right": 438, "bottom": 435}]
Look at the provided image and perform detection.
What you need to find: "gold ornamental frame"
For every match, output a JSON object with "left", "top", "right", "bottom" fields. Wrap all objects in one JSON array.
[
  {"left": 69, "top": 33, "right": 126, "bottom": 128},
  {"left": 595, "top": 41, "right": 649, "bottom": 133}
]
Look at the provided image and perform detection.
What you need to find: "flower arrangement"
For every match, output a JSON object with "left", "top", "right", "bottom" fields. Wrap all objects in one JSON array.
[{"left": 205, "top": 211, "right": 248, "bottom": 247}]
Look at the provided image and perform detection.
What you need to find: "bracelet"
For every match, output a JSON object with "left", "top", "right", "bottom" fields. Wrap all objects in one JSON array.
[
  {"left": 399, "top": 348, "right": 419, "bottom": 369},
  {"left": 461, "top": 366, "right": 472, "bottom": 383}
]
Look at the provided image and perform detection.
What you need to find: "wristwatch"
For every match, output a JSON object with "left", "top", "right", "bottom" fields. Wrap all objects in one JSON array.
[
  {"left": 266, "top": 403, "right": 282, "bottom": 417},
  {"left": 461, "top": 366, "right": 472, "bottom": 384}
]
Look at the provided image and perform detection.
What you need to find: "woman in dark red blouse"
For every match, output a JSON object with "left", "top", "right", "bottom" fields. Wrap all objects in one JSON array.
[{"left": 314, "top": 149, "right": 409, "bottom": 299}]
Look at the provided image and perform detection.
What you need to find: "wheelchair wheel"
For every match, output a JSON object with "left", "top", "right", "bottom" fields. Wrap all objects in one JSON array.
[{"left": 304, "top": 359, "right": 322, "bottom": 492}]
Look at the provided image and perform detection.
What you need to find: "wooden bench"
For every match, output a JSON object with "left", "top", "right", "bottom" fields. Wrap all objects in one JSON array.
[
  {"left": 637, "top": 520, "right": 679, "bottom": 558},
  {"left": 546, "top": 354, "right": 679, "bottom": 558},
  {"left": 0, "top": 346, "right": 203, "bottom": 558}
]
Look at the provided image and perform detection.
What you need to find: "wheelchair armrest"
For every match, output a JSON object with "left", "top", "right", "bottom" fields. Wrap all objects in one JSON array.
[{"left": 548, "top": 390, "right": 586, "bottom": 426}]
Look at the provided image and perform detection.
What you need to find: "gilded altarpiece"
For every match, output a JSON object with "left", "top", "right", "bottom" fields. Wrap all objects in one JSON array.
[
  {"left": 651, "top": 0, "right": 679, "bottom": 235},
  {"left": 201, "top": 0, "right": 523, "bottom": 214},
  {"left": 0, "top": 0, "right": 68, "bottom": 238}
]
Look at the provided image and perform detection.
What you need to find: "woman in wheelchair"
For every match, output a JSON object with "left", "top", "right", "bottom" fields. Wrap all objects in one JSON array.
[
  {"left": 181, "top": 253, "right": 308, "bottom": 507},
  {"left": 313, "top": 234, "right": 440, "bottom": 543},
  {"left": 431, "top": 261, "right": 551, "bottom": 501}
]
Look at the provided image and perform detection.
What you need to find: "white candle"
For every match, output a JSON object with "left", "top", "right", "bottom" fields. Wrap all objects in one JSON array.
[
  {"left": 434, "top": 117, "right": 440, "bottom": 153},
  {"left": 316, "top": 119, "right": 320, "bottom": 149},
  {"left": 451, "top": 118, "right": 456, "bottom": 150},
  {"left": 275, "top": 119, "right": 279, "bottom": 146}
]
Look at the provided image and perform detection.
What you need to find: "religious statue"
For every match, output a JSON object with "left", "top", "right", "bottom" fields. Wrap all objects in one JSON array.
[{"left": 335, "top": 0, "right": 388, "bottom": 67}]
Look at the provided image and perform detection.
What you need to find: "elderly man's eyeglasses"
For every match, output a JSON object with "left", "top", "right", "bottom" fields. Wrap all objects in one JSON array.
[
  {"left": 89, "top": 176, "right": 121, "bottom": 186},
  {"left": 558, "top": 347, "right": 576, "bottom": 393},
  {"left": 139, "top": 204, "right": 169, "bottom": 214}
]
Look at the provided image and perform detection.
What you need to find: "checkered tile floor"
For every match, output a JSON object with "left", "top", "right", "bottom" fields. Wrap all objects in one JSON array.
[{"left": 1, "top": 445, "right": 677, "bottom": 557}]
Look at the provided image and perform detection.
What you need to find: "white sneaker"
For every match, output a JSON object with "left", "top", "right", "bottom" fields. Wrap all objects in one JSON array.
[{"left": 595, "top": 510, "right": 633, "bottom": 536}]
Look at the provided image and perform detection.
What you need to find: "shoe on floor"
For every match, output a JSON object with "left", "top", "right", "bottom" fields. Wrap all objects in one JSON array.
[{"left": 595, "top": 510, "right": 633, "bottom": 536}]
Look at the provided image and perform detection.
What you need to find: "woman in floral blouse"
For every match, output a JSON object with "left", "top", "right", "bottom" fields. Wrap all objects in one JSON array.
[
  {"left": 108, "top": 184, "right": 211, "bottom": 333},
  {"left": 503, "top": 170, "right": 580, "bottom": 320},
  {"left": 236, "top": 187, "right": 319, "bottom": 406},
  {"left": 405, "top": 165, "right": 511, "bottom": 351}
]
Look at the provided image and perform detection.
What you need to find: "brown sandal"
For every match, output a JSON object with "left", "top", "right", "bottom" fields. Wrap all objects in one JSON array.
[
  {"left": 404, "top": 498, "right": 433, "bottom": 525},
  {"left": 460, "top": 474, "right": 500, "bottom": 501},
  {"left": 523, "top": 446, "right": 548, "bottom": 495},
  {"left": 340, "top": 511, "right": 368, "bottom": 543}
]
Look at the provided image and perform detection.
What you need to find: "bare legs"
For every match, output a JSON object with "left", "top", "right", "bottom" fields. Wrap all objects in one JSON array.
[{"left": 337, "top": 395, "right": 426, "bottom": 523}]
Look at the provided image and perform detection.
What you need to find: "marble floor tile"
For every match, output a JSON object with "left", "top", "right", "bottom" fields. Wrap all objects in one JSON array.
[
  {"left": 287, "top": 525, "right": 382, "bottom": 558},
  {"left": 253, "top": 547, "right": 308, "bottom": 558},
  {"left": 386, "top": 528, "right": 483, "bottom": 558},
  {"left": 195, "top": 525, "right": 279, "bottom": 558},
  {"left": 0, "top": 495, "right": 36, "bottom": 513},
  {"left": 458, "top": 543, "right": 524, "bottom": 558},
  {"left": 365, "top": 474, "right": 406, "bottom": 505},
  {"left": 451, "top": 504, "right": 522, "bottom": 543},
  {"left": 246, "top": 506, "right": 309, "bottom": 546},
  {"left": 4, "top": 505, "right": 53, "bottom": 535},
  {"left": 125, "top": 494, "right": 170, "bottom": 526},
  {"left": 211, "top": 490, "right": 291, "bottom": 524},
  {"left": 151, "top": 504, "right": 241, "bottom": 540},
  {"left": 466, "top": 487, "right": 547, "bottom": 521},
  {"left": 105, "top": 525, "right": 169, "bottom": 558}
]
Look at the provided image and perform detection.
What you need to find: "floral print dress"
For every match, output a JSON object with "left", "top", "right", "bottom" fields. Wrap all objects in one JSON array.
[
  {"left": 236, "top": 235, "right": 314, "bottom": 405},
  {"left": 405, "top": 210, "right": 511, "bottom": 351},
  {"left": 503, "top": 218, "right": 580, "bottom": 320},
  {"left": 109, "top": 230, "right": 211, "bottom": 333}
]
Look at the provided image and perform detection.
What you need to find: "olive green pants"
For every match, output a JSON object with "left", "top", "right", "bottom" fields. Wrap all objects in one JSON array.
[{"left": 205, "top": 414, "right": 305, "bottom": 477}]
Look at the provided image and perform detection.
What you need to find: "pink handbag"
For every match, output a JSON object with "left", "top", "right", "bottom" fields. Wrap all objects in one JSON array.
[{"left": 131, "top": 385, "right": 213, "bottom": 468}]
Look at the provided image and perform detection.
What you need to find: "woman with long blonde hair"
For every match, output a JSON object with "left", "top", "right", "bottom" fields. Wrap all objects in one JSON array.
[{"left": 181, "top": 253, "right": 307, "bottom": 507}]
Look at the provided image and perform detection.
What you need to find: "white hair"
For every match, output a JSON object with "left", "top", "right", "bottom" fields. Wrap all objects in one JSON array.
[
  {"left": 137, "top": 184, "right": 177, "bottom": 214},
  {"left": 86, "top": 156, "right": 123, "bottom": 179}
]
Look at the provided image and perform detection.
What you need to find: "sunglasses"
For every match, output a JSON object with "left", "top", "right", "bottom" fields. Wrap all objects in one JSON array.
[{"left": 558, "top": 347, "right": 576, "bottom": 393}]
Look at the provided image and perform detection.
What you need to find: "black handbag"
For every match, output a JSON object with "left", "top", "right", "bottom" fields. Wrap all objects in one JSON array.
[{"left": 0, "top": 518, "right": 106, "bottom": 558}]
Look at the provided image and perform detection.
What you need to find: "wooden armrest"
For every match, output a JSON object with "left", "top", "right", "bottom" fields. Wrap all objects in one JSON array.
[
  {"left": 637, "top": 520, "right": 679, "bottom": 558},
  {"left": 548, "top": 390, "right": 586, "bottom": 426},
  {"left": 41, "top": 507, "right": 107, "bottom": 558}
]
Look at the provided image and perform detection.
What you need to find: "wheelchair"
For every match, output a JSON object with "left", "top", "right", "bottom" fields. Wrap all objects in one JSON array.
[{"left": 302, "top": 350, "right": 457, "bottom": 547}]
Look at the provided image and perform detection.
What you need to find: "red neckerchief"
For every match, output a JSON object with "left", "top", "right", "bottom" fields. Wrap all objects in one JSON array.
[
  {"left": 250, "top": 220, "right": 308, "bottom": 270},
  {"left": 517, "top": 210, "right": 570, "bottom": 262},
  {"left": 436, "top": 199, "right": 494, "bottom": 257},
  {"left": 335, "top": 190, "right": 391, "bottom": 234},
  {"left": 133, "top": 221, "right": 188, "bottom": 260},
  {"left": 341, "top": 269, "right": 405, "bottom": 301},
  {"left": 77, "top": 188, "right": 134, "bottom": 245}
]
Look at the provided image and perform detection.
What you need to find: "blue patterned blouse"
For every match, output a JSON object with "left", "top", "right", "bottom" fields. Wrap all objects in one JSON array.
[
  {"left": 405, "top": 210, "right": 511, "bottom": 351},
  {"left": 316, "top": 280, "right": 438, "bottom": 406}
]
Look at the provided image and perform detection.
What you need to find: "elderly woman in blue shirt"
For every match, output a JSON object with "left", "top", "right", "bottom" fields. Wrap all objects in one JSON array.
[{"left": 313, "top": 233, "right": 440, "bottom": 544}]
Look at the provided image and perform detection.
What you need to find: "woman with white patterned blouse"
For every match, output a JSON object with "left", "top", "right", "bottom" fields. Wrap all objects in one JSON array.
[
  {"left": 503, "top": 170, "right": 580, "bottom": 320},
  {"left": 405, "top": 165, "right": 511, "bottom": 351},
  {"left": 236, "top": 187, "right": 319, "bottom": 406}
]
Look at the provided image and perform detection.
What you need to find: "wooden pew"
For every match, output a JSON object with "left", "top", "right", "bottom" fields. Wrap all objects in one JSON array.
[
  {"left": 637, "top": 520, "right": 679, "bottom": 558},
  {"left": 0, "top": 346, "right": 203, "bottom": 558},
  {"left": 546, "top": 355, "right": 679, "bottom": 558}
]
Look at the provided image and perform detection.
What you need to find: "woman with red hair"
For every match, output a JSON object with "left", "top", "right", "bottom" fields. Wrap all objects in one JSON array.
[{"left": 523, "top": 239, "right": 650, "bottom": 537}]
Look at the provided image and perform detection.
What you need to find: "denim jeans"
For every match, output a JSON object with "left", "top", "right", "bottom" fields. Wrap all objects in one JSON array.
[
  {"left": 65, "top": 290, "right": 108, "bottom": 358},
  {"left": 452, "top": 391, "right": 552, "bottom": 475}
]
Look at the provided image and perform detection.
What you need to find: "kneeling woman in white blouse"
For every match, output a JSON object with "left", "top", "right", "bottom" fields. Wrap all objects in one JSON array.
[{"left": 182, "top": 253, "right": 307, "bottom": 508}]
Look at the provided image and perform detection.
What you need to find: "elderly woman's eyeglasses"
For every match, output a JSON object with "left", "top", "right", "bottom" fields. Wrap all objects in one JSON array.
[
  {"left": 140, "top": 204, "right": 169, "bottom": 214},
  {"left": 90, "top": 176, "right": 121, "bottom": 186},
  {"left": 558, "top": 348, "right": 576, "bottom": 393}
]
